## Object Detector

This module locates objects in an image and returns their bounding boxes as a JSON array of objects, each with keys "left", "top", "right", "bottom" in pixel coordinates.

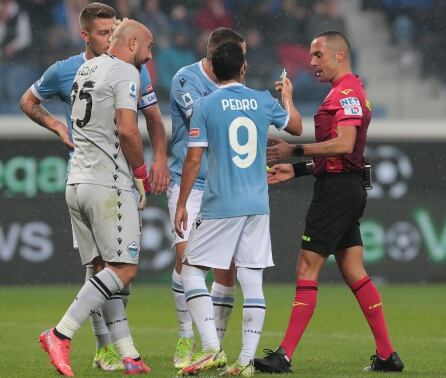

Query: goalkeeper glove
[{"left": 133, "top": 163, "right": 151, "bottom": 209}]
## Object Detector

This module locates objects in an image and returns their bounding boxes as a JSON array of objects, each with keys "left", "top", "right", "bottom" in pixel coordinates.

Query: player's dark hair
[
  {"left": 79, "top": 2, "right": 116, "bottom": 31},
  {"left": 315, "top": 30, "right": 351, "bottom": 57},
  {"left": 212, "top": 41, "right": 245, "bottom": 82},
  {"left": 207, "top": 27, "right": 244, "bottom": 59}
]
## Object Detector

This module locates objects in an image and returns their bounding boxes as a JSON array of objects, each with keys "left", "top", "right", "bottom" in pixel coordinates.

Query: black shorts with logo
[{"left": 301, "top": 172, "right": 367, "bottom": 255}]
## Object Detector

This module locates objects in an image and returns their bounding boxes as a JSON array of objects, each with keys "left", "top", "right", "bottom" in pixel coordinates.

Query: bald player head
[
  {"left": 109, "top": 19, "right": 154, "bottom": 71},
  {"left": 310, "top": 30, "right": 352, "bottom": 83}
]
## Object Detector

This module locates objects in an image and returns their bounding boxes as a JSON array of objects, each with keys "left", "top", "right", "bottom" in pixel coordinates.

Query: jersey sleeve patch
[
  {"left": 182, "top": 92, "right": 194, "bottom": 108},
  {"left": 129, "top": 82, "right": 137, "bottom": 100},
  {"left": 339, "top": 97, "right": 362, "bottom": 116}
]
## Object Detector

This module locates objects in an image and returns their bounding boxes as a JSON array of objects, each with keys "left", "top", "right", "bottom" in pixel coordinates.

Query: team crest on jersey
[
  {"left": 129, "top": 81, "right": 137, "bottom": 99},
  {"left": 340, "top": 97, "right": 362, "bottom": 116},
  {"left": 189, "top": 128, "right": 200, "bottom": 137},
  {"left": 182, "top": 93, "right": 193, "bottom": 107},
  {"left": 127, "top": 241, "right": 139, "bottom": 258}
]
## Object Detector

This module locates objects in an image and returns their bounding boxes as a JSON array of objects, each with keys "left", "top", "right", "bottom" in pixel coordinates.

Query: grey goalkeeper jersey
[{"left": 67, "top": 54, "right": 140, "bottom": 191}]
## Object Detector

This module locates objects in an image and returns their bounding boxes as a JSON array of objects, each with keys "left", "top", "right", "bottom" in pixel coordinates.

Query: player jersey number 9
[
  {"left": 229, "top": 116, "right": 257, "bottom": 169},
  {"left": 71, "top": 80, "right": 95, "bottom": 128}
]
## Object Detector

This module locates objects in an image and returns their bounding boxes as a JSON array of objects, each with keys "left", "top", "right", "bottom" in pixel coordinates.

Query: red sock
[
  {"left": 280, "top": 279, "right": 318, "bottom": 360},
  {"left": 351, "top": 276, "right": 394, "bottom": 359}
]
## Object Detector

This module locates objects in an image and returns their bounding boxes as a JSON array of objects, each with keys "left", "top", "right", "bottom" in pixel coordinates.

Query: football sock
[
  {"left": 172, "top": 269, "right": 194, "bottom": 339},
  {"left": 210, "top": 281, "right": 235, "bottom": 342},
  {"left": 237, "top": 268, "right": 265, "bottom": 366},
  {"left": 350, "top": 276, "right": 394, "bottom": 359},
  {"left": 85, "top": 265, "right": 112, "bottom": 348},
  {"left": 101, "top": 293, "right": 139, "bottom": 359},
  {"left": 181, "top": 265, "right": 220, "bottom": 351},
  {"left": 119, "top": 284, "right": 130, "bottom": 308},
  {"left": 280, "top": 279, "right": 318, "bottom": 360},
  {"left": 56, "top": 267, "right": 124, "bottom": 340}
]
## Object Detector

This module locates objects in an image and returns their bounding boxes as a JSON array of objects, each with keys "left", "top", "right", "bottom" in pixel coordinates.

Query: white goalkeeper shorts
[
  {"left": 167, "top": 183, "right": 203, "bottom": 246},
  {"left": 66, "top": 183, "right": 141, "bottom": 265},
  {"left": 183, "top": 214, "right": 274, "bottom": 269}
]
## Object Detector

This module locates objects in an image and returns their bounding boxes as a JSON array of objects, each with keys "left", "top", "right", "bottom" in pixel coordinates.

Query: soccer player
[
  {"left": 20, "top": 2, "right": 168, "bottom": 371},
  {"left": 174, "top": 40, "right": 302, "bottom": 376},
  {"left": 38, "top": 19, "right": 153, "bottom": 377},
  {"left": 254, "top": 31, "right": 404, "bottom": 373},
  {"left": 168, "top": 27, "right": 247, "bottom": 369}
]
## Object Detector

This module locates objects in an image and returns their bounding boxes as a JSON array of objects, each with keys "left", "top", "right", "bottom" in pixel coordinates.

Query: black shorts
[{"left": 301, "top": 172, "right": 367, "bottom": 255}]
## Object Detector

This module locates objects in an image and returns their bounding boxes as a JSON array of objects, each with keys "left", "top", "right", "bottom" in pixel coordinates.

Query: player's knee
[
  {"left": 296, "top": 259, "right": 317, "bottom": 280},
  {"left": 213, "top": 268, "right": 235, "bottom": 286}
]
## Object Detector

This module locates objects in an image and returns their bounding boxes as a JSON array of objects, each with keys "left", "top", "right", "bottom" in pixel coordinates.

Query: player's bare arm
[
  {"left": 116, "top": 108, "right": 145, "bottom": 168},
  {"left": 175, "top": 147, "right": 205, "bottom": 237},
  {"left": 267, "top": 126, "right": 357, "bottom": 163},
  {"left": 117, "top": 107, "right": 151, "bottom": 208},
  {"left": 20, "top": 89, "right": 74, "bottom": 149},
  {"left": 142, "top": 104, "right": 170, "bottom": 194},
  {"left": 275, "top": 77, "right": 302, "bottom": 136}
]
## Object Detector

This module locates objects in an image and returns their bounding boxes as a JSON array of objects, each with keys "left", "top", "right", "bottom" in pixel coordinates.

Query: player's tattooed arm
[{"left": 20, "top": 89, "right": 74, "bottom": 149}]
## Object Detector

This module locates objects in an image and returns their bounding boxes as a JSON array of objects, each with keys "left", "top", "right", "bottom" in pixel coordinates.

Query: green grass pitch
[{"left": 0, "top": 283, "right": 445, "bottom": 377}]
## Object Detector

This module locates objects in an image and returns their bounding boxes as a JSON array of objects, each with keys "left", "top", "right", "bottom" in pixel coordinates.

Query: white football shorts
[
  {"left": 66, "top": 183, "right": 141, "bottom": 265},
  {"left": 167, "top": 183, "right": 203, "bottom": 246},
  {"left": 184, "top": 214, "right": 274, "bottom": 269}
]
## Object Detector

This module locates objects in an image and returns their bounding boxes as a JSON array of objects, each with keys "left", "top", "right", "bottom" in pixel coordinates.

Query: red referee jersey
[{"left": 313, "top": 73, "right": 371, "bottom": 176}]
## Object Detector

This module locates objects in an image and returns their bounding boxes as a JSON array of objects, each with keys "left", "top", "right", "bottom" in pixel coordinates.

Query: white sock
[
  {"left": 85, "top": 265, "right": 112, "bottom": 348},
  {"left": 172, "top": 269, "right": 194, "bottom": 338},
  {"left": 181, "top": 265, "right": 220, "bottom": 351},
  {"left": 56, "top": 267, "right": 123, "bottom": 339},
  {"left": 210, "top": 282, "right": 235, "bottom": 342},
  {"left": 237, "top": 267, "right": 265, "bottom": 366},
  {"left": 101, "top": 294, "right": 139, "bottom": 359}
]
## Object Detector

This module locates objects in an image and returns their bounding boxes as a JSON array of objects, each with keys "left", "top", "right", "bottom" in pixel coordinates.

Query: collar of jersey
[
  {"left": 199, "top": 59, "right": 219, "bottom": 87},
  {"left": 81, "top": 52, "right": 87, "bottom": 62},
  {"left": 219, "top": 82, "right": 243, "bottom": 89}
]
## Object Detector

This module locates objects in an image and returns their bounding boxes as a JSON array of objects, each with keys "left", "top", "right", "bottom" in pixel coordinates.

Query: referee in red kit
[{"left": 254, "top": 31, "right": 404, "bottom": 374}]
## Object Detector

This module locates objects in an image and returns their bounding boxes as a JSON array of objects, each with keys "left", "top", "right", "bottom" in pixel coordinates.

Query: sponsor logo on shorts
[
  {"left": 302, "top": 234, "right": 311, "bottom": 242},
  {"left": 340, "top": 96, "right": 362, "bottom": 116},
  {"left": 127, "top": 241, "right": 139, "bottom": 258},
  {"left": 195, "top": 218, "right": 202, "bottom": 229},
  {"left": 189, "top": 128, "right": 200, "bottom": 138}
]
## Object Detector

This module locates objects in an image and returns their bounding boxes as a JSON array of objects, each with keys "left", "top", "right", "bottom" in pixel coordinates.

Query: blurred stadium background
[
  {"left": 1, "top": 0, "right": 445, "bottom": 284},
  {"left": 1, "top": 0, "right": 445, "bottom": 376}
]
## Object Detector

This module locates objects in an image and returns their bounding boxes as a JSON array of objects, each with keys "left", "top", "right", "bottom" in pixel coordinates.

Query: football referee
[{"left": 254, "top": 31, "right": 404, "bottom": 374}]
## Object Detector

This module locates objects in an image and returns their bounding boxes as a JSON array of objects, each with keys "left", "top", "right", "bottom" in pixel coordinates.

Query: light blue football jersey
[
  {"left": 31, "top": 52, "right": 156, "bottom": 159},
  {"left": 189, "top": 83, "right": 289, "bottom": 219},
  {"left": 170, "top": 60, "right": 219, "bottom": 190}
]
